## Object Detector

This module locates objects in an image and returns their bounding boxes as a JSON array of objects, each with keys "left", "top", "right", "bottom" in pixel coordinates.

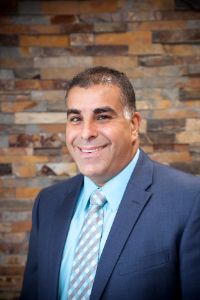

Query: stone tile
[
  {"left": 34, "top": 56, "right": 93, "bottom": 68},
  {"left": 20, "top": 35, "right": 69, "bottom": 47},
  {"left": 186, "top": 119, "right": 200, "bottom": 131},
  {"left": 138, "top": 55, "right": 174, "bottom": 67},
  {"left": 128, "top": 20, "right": 187, "bottom": 31},
  {"left": 15, "top": 187, "right": 41, "bottom": 200},
  {"left": 164, "top": 45, "right": 200, "bottom": 56},
  {"left": 0, "top": 113, "right": 14, "bottom": 124},
  {"left": 0, "top": 80, "right": 15, "bottom": 91},
  {"left": 129, "top": 43, "right": 164, "bottom": 55},
  {"left": 0, "top": 136, "right": 8, "bottom": 148},
  {"left": 176, "top": 131, "right": 200, "bottom": 143},
  {"left": 13, "top": 163, "right": 36, "bottom": 178},
  {"left": 36, "top": 162, "right": 77, "bottom": 177},
  {"left": 0, "top": 155, "right": 48, "bottom": 164},
  {"left": 41, "top": 67, "right": 85, "bottom": 80},
  {"left": 14, "top": 68, "right": 40, "bottom": 79},
  {"left": 0, "top": 58, "right": 34, "bottom": 69},
  {"left": 15, "top": 112, "right": 67, "bottom": 124},
  {"left": 31, "top": 90, "right": 66, "bottom": 101},
  {"left": 149, "top": 151, "right": 192, "bottom": 164},
  {"left": 41, "top": 1, "right": 79, "bottom": 15},
  {"left": 50, "top": 15, "right": 77, "bottom": 24},
  {"left": 70, "top": 33, "right": 94, "bottom": 46},
  {"left": 94, "top": 22, "right": 127, "bottom": 33},
  {"left": 79, "top": 1, "right": 119, "bottom": 14},
  {"left": 1, "top": 100, "right": 46, "bottom": 113},
  {"left": 18, "top": 1, "right": 41, "bottom": 15},
  {"left": 0, "top": 70, "right": 14, "bottom": 79},
  {"left": 96, "top": 31, "right": 151, "bottom": 45},
  {"left": 10, "top": 15, "right": 50, "bottom": 25},
  {"left": 147, "top": 119, "right": 185, "bottom": 132},
  {"left": 0, "top": 125, "right": 26, "bottom": 136},
  {"left": 153, "top": 29, "right": 200, "bottom": 44},
  {"left": 0, "top": 35, "right": 19, "bottom": 46},
  {"left": 0, "top": 164, "right": 12, "bottom": 176}
]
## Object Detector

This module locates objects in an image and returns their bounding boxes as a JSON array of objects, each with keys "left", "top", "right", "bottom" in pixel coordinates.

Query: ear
[{"left": 130, "top": 112, "right": 141, "bottom": 140}]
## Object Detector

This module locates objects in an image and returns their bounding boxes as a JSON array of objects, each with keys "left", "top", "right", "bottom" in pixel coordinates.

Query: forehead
[{"left": 66, "top": 84, "right": 124, "bottom": 110}]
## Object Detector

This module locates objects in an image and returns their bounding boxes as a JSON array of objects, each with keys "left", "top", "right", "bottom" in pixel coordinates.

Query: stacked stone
[{"left": 0, "top": 0, "right": 200, "bottom": 298}]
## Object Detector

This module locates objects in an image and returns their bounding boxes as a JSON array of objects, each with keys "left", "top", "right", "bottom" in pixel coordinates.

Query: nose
[{"left": 81, "top": 119, "right": 98, "bottom": 140}]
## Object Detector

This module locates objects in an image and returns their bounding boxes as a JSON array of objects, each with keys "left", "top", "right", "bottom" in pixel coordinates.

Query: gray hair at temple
[{"left": 65, "top": 66, "right": 136, "bottom": 119}]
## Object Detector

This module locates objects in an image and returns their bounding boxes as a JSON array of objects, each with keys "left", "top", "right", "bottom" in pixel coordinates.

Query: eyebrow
[
  {"left": 67, "top": 106, "right": 117, "bottom": 116},
  {"left": 94, "top": 107, "right": 117, "bottom": 115},
  {"left": 66, "top": 109, "right": 80, "bottom": 116}
]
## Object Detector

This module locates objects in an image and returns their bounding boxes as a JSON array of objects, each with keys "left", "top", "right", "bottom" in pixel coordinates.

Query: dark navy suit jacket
[{"left": 20, "top": 150, "right": 200, "bottom": 300}]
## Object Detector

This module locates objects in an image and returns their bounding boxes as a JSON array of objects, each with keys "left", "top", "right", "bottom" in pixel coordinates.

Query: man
[{"left": 20, "top": 66, "right": 200, "bottom": 300}]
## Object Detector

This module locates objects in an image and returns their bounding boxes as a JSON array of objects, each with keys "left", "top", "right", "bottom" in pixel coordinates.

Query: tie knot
[{"left": 90, "top": 190, "right": 106, "bottom": 208}]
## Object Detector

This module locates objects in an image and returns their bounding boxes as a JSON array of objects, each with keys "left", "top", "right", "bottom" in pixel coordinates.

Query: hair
[{"left": 65, "top": 66, "right": 136, "bottom": 115}]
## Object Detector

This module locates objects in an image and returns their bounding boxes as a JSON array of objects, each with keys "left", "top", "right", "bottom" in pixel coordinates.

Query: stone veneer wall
[{"left": 0, "top": 0, "right": 200, "bottom": 299}]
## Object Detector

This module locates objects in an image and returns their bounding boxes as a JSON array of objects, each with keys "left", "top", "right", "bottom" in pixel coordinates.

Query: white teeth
[{"left": 81, "top": 148, "right": 100, "bottom": 153}]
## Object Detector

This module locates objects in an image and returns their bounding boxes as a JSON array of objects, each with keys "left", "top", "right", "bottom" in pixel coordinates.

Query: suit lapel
[
  {"left": 47, "top": 176, "right": 83, "bottom": 300},
  {"left": 91, "top": 150, "right": 154, "bottom": 300}
]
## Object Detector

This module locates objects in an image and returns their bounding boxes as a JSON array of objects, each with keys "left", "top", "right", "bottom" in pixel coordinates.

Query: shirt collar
[{"left": 83, "top": 149, "right": 140, "bottom": 212}]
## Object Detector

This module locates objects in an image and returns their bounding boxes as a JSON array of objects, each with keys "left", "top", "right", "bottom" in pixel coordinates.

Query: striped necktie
[{"left": 68, "top": 190, "right": 106, "bottom": 300}]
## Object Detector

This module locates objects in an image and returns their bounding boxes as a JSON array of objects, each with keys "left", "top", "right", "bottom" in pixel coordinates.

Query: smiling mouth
[{"left": 78, "top": 146, "right": 106, "bottom": 153}]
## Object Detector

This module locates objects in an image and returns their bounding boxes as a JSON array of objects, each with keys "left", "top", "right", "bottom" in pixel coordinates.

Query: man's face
[{"left": 66, "top": 84, "right": 141, "bottom": 186}]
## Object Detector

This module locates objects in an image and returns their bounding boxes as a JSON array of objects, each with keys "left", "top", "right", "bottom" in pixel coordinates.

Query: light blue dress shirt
[{"left": 59, "top": 149, "right": 140, "bottom": 300}]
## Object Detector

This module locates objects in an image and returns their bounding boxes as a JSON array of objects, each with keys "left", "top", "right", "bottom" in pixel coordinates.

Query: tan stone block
[
  {"left": 41, "top": 1, "right": 79, "bottom": 15},
  {"left": 70, "top": 33, "right": 94, "bottom": 46},
  {"left": 93, "top": 56, "right": 137, "bottom": 69},
  {"left": 129, "top": 20, "right": 187, "bottom": 31},
  {"left": 80, "top": 0, "right": 118, "bottom": 13},
  {"left": 186, "top": 119, "right": 200, "bottom": 131},
  {"left": 37, "top": 162, "right": 77, "bottom": 177},
  {"left": 140, "top": 119, "right": 147, "bottom": 134},
  {"left": 39, "top": 124, "right": 66, "bottom": 134},
  {"left": 164, "top": 45, "right": 200, "bottom": 56},
  {"left": 20, "top": 35, "right": 69, "bottom": 47},
  {"left": 140, "top": 145, "right": 154, "bottom": 153},
  {"left": 0, "top": 148, "right": 33, "bottom": 156},
  {"left": 16, "top": 187, "right": 41, "bottom": 200},
  {"left": 96, "top": 31, "right": 151, "bottom": 45},
  {"left": 0, "top": 155, "right": 48, "bottom": 164},
  {"left": 3, "top": 254, "right": 27, "bottom": 265},
  {"left": 12, "top": 221, "right": 31, "bottom": 233},
  {"left": 127, "top": 65, "right": 180, "bottom": 78},
  {"left": 15, "top": 112, "right": 67, "bottom": 124},
  {"left": 41, "top": 67, "right": 85, "bottom": 80},
  {"left": 176, "top": 131, "right": 200, "bottom": 143},
  {"left": 34, "top": 56, "right": 92, "bottom": 68},
  {"left": 129, "top": 43, "right": 164, "bottom": 55},
  {"left": 1, "top": 100, "right": 38, "bottom": 112},
  {"left": 149, "top": 151, "right": 192, "bottom": 164},
  {"left": 0, "top": 58, "right": 33, "bottom": 69},
  {"left": 15, "top": 79, "right": 55, "bottom": 90},
  {"left": 181, "top": 77, "right": 200, "bottom": 89},
  {"left": 137, "top": 100, "right": 172, "bottom": 110},
  {"left": 31, "top": 90, "right": 66, "bottom": 101},
  {"left": 13, "top": 163, "right": 36, "bottom": 178},
  {"left": 0, "top": 223, "right": 11, "bottom": 233},
  {"left": 0, "top": 232, "right": 26, "bottom": 243},
  {"left": 0, "top": 188, "right": 15, "bottom": 199},
  {"left": 0, "top": 24, "right": 61, "bottom": 35},
  {"left": 149, "top": 109, "right": 198, "bottom": 120}
]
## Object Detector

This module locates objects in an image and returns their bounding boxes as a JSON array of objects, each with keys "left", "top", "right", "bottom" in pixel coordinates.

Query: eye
[
  {"left": 96, "top": 114, "right": 112, "bottom": 121},
  {"left": 68, "top": 116, "right": 82, "bottom": 123}
]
